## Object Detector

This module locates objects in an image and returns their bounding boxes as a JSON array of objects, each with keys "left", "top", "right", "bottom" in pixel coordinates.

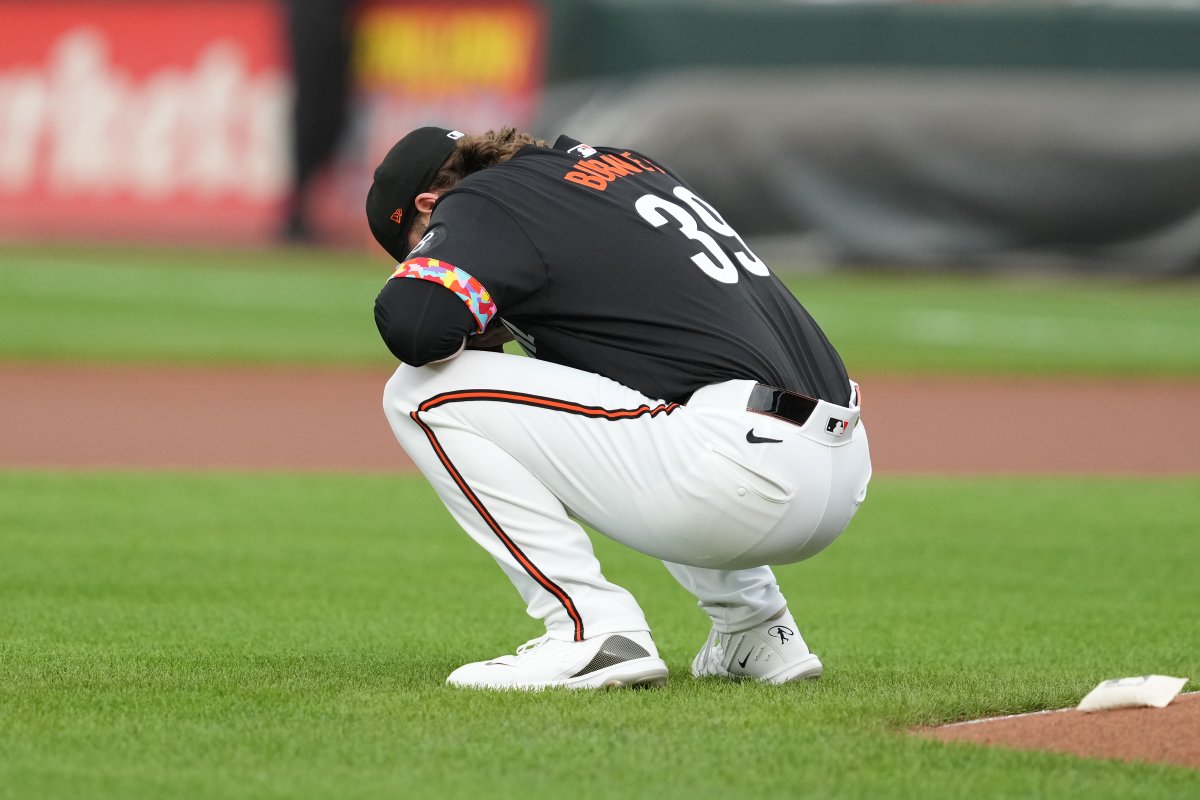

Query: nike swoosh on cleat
[
  {"left": 737, "top": 653, "right": 751, "bottom": 669},
  {"left": 746, "top": 429, "right": 783, "bottom": 444}
]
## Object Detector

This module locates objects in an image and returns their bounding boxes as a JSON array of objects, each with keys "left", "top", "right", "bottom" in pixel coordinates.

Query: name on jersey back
[{"left": 564, "top": 151, "right": 666, "bottom": 191}]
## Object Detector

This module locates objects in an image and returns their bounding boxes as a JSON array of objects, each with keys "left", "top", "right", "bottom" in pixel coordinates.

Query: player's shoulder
[
  {"left": 438, "top": 140, "right": 572, "bottom": 207},
  {"left": 443, "top": 156, "right": 537, "bottom": 204},
  {"left": 456, "top": 137, "right": 576, "bottom": 187}
]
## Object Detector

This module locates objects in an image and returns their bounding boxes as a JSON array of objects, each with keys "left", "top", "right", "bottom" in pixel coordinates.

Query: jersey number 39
[{"left": 635, "top": 186, "right": 768, "bottom": 284}]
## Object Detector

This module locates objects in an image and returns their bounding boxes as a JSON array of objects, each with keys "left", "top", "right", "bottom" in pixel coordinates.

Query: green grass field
[
  {"left": 2, "top": 244, "right": 1198, "bottom": 375},
  {"left": 1, "top": 473, "right": 1197, "bottom": 799},
  {"left": 2, "top": 244, "right": 1198, "bottom": 797}
]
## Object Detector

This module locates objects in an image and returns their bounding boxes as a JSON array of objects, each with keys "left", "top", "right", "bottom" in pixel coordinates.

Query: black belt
[{"left": 747, "top": 384, "right": 819, "bottom": 428}]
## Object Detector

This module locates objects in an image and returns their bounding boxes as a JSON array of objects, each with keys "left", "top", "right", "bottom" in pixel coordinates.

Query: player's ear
[{"left": 414, "top": 192, "right": 439, "bottom": 214}]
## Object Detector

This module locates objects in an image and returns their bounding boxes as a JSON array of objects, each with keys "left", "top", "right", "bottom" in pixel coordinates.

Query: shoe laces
[
  {"left": 514, "top": 634, "right": 552, "bottom": 656},
  {"left": 701, "top": 630, "right": 730, "bottom": 668}
]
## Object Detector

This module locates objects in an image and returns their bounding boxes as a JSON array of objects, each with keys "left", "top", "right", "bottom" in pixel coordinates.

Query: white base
[{"left": 1076, "top": 675, "right": 1189, "bottom": 712}]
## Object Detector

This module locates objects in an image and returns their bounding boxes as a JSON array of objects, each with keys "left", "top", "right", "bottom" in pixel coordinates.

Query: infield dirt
[
  {"left": 3, "top": 363, "right": 1198, "bottom": 474},
  {"left": 918, "top": 693, "right": 1200, "bottom": 770}
]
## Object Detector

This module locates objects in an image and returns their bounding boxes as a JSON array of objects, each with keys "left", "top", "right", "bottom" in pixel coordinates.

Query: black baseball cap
[{"left": 365, "top": 126, "right": 464, "bottom": 261}]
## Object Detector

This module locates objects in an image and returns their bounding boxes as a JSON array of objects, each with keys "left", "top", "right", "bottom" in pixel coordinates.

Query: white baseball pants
[{"left": 383, "top": 351, "right": 871, "bottom": 642}]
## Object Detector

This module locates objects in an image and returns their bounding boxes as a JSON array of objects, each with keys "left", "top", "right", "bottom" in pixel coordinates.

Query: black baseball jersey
[{"left": 374, "top": 135, "right": 849, "bottom": 406}]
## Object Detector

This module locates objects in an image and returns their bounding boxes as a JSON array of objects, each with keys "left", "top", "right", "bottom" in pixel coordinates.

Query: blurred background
[{"left": 3, "top": 0, "right": 1200, "bottom": 274}]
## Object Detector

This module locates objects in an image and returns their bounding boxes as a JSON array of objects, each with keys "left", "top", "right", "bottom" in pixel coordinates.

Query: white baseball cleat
[
  {"left": 446, "top": 631, "right": 669, "bottom": 690},
  {"left": 691, "top": 609, "right": 823, "bottom": 684}
]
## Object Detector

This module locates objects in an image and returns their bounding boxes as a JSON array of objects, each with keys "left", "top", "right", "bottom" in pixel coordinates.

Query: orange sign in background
[{"left": 0, "top": 0, "right": 290, "bottom": 243}]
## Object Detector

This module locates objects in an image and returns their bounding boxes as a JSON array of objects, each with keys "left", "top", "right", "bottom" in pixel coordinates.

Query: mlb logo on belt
[{"left": 825, "top": 417, "right": 848, "bottom": 437}]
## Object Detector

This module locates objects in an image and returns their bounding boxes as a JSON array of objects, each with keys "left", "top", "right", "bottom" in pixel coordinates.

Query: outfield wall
[{"left": 542, "top": 1, "right": 1200, "bottom": 79}]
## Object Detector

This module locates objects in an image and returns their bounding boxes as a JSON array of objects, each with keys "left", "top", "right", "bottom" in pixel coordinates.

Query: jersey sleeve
[{"left": 372, "top": 189, "right": 545, "bottom": 366}]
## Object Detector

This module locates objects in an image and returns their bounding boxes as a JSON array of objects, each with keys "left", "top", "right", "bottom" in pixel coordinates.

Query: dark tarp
[{"left": 541, "top": 71, "right": 1200, "bottom": 273}]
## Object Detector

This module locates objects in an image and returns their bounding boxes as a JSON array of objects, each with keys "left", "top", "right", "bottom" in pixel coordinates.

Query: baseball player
[{"left": 367, "top": 127, "right": 871, "bottom": 690}]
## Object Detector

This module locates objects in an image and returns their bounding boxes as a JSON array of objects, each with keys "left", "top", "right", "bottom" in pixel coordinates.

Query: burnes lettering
[{"left": 563, "top": 151, "right": 665, "bottom": 191}]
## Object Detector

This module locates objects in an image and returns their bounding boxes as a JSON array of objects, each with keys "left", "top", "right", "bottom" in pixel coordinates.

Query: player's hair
[{"left": 428, "top": 128, "right": 547, "bottom": 192}]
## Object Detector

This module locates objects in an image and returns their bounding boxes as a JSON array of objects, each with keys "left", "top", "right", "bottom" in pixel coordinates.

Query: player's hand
[{"left": 468, "top": 323, "right": 514, "bottom": 350}]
